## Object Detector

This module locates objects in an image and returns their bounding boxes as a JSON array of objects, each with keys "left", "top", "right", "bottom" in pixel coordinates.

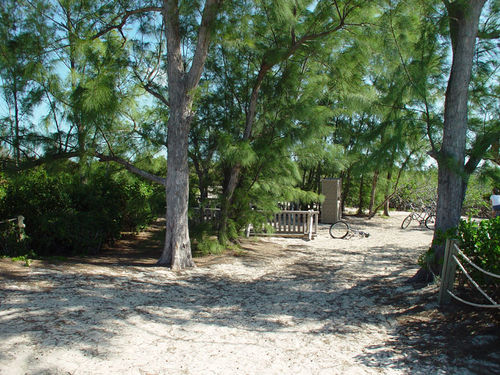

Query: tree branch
[
  {"left": 464, "top": 128, "right": 500, "bottom": 174},
  {"left": 144, "top": 82, "right": 170, "bottom": 106},
  {"left": 186, "top": 0, "right": 224, "bottom": 91},
  {"left": 95, "top": 152, "right": 166, "bottom": 186},
  {"left": 477, "top": 30, "right": 500, "bottom": 39},
  {"left": 91, "top": 7, "right": 163, "bottom": 40},
  {"left": 4, "top": 151, "right": 79, "bottom": 171}
]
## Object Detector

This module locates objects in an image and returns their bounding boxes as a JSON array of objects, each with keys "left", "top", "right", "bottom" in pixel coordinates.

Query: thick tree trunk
[
  {"left": 157, "top": 0, "right": 222, "bottom": 269},
  {"left": 418, "top": 0, "right": 486, "bottom": 279},
  {"left": 157, "top": 94, "right": 194, "bottom": 269}
]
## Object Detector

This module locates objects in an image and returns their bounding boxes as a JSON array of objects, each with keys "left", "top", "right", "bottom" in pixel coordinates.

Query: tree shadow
[
  {"left": 352, "top": 271, "right": 500, "bottom": 375},
  {"left": 1, "top": 230, "right": 497, "bottom": 373}
]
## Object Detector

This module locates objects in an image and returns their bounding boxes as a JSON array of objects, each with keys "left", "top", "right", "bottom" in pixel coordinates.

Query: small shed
[{"left": 321, "top": 178, "right": 342, "bottom": 223}]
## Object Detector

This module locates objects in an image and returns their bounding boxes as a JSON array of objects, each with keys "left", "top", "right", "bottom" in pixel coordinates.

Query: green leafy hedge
[
  {"left": 0, "top": 167, "right": 165, "bottom": 257},
  {"left": 456, "top": 216, "right": 500, "bottom": 281},
  {"left": 453, "top": 217, "right": 499, "bottom": 303}
]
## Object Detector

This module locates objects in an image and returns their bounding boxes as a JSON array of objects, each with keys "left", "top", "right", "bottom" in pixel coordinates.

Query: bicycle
[
  {"left": 401, "top": 204, "right": 436, "bottom": 230},
  {"left": 329, "top": 220, "right": 370, "bottom": 239}
]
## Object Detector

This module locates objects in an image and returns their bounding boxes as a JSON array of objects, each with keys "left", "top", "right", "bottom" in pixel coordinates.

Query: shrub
[
  {"left": 462, "top": 176, "right": 492, "bottom": 218},
  {"left": 192, "top": 236, "right": 225, "bottom": 257},
  {"left": 456, "top": 216, "right": 500, "bottom": 278},
  {"left": 450, "top": 216, "right": 500, "bottom": 303},
  {"left": 0, "top": 166, "right": 164, "bottom": 257}
]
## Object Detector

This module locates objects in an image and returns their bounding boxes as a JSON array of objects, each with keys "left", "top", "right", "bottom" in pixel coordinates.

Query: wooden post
[
  {"left": 308, "top": 210, "right": 313, "bottom": 240},
  {"left": 439, "top": 239, "right": 458, "bottom": 305},
  {"left": 17, "top": 215, "right": 25, "bottom": 241}
]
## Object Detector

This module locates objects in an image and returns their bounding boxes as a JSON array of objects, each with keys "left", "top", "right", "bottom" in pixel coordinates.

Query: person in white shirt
[{"left": 490, "top": 188, "right": 500, "bottom": 218}]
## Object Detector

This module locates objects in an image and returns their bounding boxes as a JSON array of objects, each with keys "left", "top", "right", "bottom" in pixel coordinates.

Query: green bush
[
  {"left": 390, "top": 170, "right": 493, "bottom": 218},
  {"left": 0, "top": 166, "right": 164, "bottom": 257},
  {"left": 456, "top": 216, "right": 500, "bottom": 279},
  {"left": 462, "top": 176, "right": 492, "bottom": 218},
  {"left": 454, "top": 217, "right": 499, "bottom": 302}
]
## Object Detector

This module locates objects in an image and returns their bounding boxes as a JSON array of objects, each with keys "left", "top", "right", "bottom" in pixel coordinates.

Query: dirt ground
[{"left": 0, "top": 211, "right": 499, "bottom": 375}]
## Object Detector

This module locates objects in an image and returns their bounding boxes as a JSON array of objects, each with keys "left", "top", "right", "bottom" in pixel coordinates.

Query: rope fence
[{"left": 439, "top": 239, "right": 499, "bottom": 309}]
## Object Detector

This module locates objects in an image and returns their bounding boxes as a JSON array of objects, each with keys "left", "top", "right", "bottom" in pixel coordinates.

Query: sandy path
[{"left": 0, "top": 212, "right": 498, "bottom": 374}]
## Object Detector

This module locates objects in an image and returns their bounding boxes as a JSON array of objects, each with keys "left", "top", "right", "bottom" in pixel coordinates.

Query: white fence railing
[
  {"left": 439, "top": 239, "right": 500, "bottom": 308},
  {"left": 249, "top": 210, "right": 319, "bottom": 240},
  {"left": 193, "top": 208, "right": 319, "bottom": 240}
]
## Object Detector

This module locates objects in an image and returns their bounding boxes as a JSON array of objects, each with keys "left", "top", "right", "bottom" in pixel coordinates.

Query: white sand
[{"left": 0, "top": 212, "right": 493, "bottom": 374}]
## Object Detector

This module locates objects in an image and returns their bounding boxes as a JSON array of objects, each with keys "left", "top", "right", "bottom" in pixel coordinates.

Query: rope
[
  {"left": 447, "top": 290, "right": 500, "bottom": 309},
  {"left": 453, "top": 243, "right": 500, "bottom": 279},
  {"left": 451, "top": 254, "right": 497, "bottom": 305}
]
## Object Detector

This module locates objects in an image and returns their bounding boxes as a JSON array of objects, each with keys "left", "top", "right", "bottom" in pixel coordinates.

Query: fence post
[
  {"left": 439, "top": 239, "right": 458, "bottom": 306},
  {"left": 17, "top": 215, "right": 26, "bottom": 241},
  {"left": 308, "top": 210, "right": 313, "bottom": 240}
]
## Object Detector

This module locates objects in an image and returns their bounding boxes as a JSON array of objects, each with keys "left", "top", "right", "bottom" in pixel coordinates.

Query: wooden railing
[
  {"left": 193, "top": 207, "right": 320, "bottom": 239},
  {"left": 0, "top": 215, "right": 26, "bottom": 246},
  {"left": 247, "top": 210, "right": 319, "bottom": 239}
]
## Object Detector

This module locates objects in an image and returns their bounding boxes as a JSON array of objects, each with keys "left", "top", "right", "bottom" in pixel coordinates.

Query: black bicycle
[{"left": 329, "top": 220, "right": 370, "bottom": 239}]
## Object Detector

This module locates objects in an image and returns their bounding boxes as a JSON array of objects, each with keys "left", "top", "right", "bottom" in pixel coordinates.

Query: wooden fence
[
  {"left": 439, "top": 239, "right": 500, "bottom": 308},
  {"left": 254, "top": 210, "right": 319, "bottom": 240},
  {"left": 0, "top": 215, "right": 25, "bottom": 233},
  {"left": 194, "top": 207, "right": 319, "bottom": 240},
  {"left": 0, "top": 215, "right": 26, "bottom": 249}
]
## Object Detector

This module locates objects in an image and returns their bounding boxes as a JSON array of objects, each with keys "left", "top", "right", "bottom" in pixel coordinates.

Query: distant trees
[{"left": 0, "top": 2, "right": 47, "bottom": 165}]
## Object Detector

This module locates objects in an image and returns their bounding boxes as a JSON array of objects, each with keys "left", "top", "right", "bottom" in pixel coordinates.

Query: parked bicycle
[
  {"left": 401, "top": 203, "right": 436, "bottom": 230},
  {"left": 329, "top": 220, "right": 370, "bottom": 239}
]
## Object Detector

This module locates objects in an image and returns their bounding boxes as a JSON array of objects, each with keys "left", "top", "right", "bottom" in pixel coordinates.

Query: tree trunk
[
  {"left": 218, "top": 61, "right": 269, "bottom": 242},
  {"left": 383, "top": 171, "right": 392, "bottom": 216},
  {"left": 157, "top": 0, "right": 222, "bottom": 269},
  {"left": 157, "top": 92, "right": 194, "bottom": 269},
  {"left": 316, "top": 163, "right": 322, "bottom": 194},
  {"left": 357, "top": 174, "right": 365, "bottom": 216},
  {"left": 419, "top": 0, "right": 486, "bottom": 279},
  {"left": 341, "top": 168, "right": 352, "bottom": 213},
  {"left": 218, "top": 15, "right": 349, "bottom": 240},
  {"left": 368, "top": 170, "right": 379, "bottom": 216},
  {"left": 12, "top": 87, "right": 20, "bottom": 166},
  {"left": 218, "top": 164, "right": 241, "bottom": 243}
]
